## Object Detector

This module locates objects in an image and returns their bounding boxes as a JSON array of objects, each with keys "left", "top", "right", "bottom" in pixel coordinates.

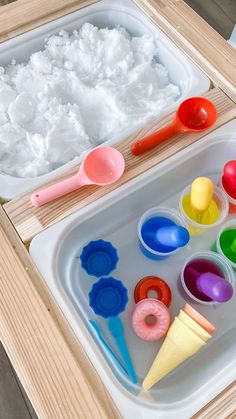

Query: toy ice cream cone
[
  {"left": 143, "top": 317, "right": 206, "bottom": 390},
  {"left": 178, "top": 310, "right": 211, "bottom": 342}
]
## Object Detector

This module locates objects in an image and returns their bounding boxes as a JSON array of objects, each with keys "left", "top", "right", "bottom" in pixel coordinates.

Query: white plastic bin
[
  {"left": 30, "top": 120, "right": 236, "bottom": 419},
  {"left": 0, "top": 0, "right": 210, "bottom": 200}
]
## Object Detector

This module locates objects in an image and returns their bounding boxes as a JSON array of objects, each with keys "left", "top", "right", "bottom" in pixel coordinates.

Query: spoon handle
[
  {"left": 131, "top": 121, "right": 180, "bottom": 156},
  {"left": 108, "top": 317, "right": 137, "bottom": 384},
  {"left": 114, "top": 333, "right": 137, "bottom": 384},
  {"left": 89, "top": 321, "right": 128, "bottom": 377},
  {"left": 31, "top": 174, "right": 85, "bottom": 207}
]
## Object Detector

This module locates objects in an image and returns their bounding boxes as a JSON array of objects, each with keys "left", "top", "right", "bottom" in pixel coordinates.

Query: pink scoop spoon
[{"left": 31, "top": 147, "right": 125, "bottom": 207}]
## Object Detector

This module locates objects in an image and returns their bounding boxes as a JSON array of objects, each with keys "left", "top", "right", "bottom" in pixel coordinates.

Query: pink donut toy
[{"left": 131, "top": 298, "right": 170, "bottom": 341}]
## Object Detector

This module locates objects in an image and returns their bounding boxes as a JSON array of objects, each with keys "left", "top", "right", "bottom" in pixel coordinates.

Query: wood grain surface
[
  {"left": 0, "top": 1, "right": 236, "bottom": 418},
  {"left": 0, "top": 205, "right": 120, "bottom": 419},
  {"left": 185, "top": 0, "right": 236, "bottom": 39},
  {"left": 133, "top": 0, "right": 236, "bottom": 102},
  {"left": 193, "top": 380, "right": 236, "bottom": 419},
  {"left": 0, "top": 0, "right": 99, "bottom": 42},
  {"left": 4, "top": 87, "right": 236, "bottom": 243}
]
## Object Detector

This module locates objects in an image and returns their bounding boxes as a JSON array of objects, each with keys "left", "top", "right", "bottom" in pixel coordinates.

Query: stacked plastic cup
[
  {"left": 219, "top": 161, "right": 236, "bottom": 214},
  {"left": 180, "top": 251, "right": 234, "bottom": 305},
  {"left": 138, "top": 207, "right": 190, "bottom": 260},
  {"left": 214, "top": 220, "right": 236, "bottom": 272},
  {"left": 179, "top": 178, "right": 228, "bottom": 236}
]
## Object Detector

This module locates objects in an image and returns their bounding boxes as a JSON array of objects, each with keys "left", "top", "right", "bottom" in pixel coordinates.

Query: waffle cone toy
[{"left": 143, "top": 316, "right": 206, "bottom": 390}]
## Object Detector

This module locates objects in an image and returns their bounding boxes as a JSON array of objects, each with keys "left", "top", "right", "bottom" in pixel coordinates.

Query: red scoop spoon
[{"left": 131, "top": 97, "right": 217, "bottom": 156}]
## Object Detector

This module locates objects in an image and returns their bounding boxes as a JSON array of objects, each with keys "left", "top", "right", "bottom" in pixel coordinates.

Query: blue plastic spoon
[
  {"left": 108, "top": 317, "right": 137, "bottom": 384},
  {"left": 89, "top": 320, "right": 128, "bottom": 377},
  {"left": 89, "top": 277, "right": 137, "bottom": 384}
]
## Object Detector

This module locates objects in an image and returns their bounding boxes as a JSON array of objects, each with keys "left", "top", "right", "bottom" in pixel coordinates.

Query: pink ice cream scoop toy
[{"left": 31, "top": 146, "right": 125, "bottom": 207}]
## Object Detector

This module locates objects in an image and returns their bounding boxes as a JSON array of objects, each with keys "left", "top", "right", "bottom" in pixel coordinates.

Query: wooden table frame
[{"left": 0, "top": 1, "right": 235, "bottom": 418}]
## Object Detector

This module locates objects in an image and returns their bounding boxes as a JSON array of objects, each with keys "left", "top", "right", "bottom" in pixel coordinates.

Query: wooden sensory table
[{"left": 0, "top": 0, "right": 236, "bottom": 418}]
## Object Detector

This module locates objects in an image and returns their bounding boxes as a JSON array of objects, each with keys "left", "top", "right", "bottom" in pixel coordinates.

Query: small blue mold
[
  {"left": 89, "top": 277, "right": 128, "bottom": 318},
  {"left": 80, "top": 240, "right": 119, "bottom": 277}
]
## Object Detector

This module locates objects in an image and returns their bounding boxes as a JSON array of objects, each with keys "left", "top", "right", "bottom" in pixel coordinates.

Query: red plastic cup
[{"left": 220, "top": 161, "right": 236, "bottom": 213}]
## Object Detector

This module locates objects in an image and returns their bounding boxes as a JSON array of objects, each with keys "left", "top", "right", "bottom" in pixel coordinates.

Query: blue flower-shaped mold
[
  {"left": 89, "top": 277, "right": 128, "bottom": 318},
  {"left": 80, "top": 240, "right": 119, "bottom": 277}
]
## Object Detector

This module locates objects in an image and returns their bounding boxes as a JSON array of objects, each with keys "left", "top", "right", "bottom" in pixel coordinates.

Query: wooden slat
[
  {"left": 132, "top": 0, "right": 236, "bottom": 102},
  {"left": 4, "top": 87, "right": 236, "bottom": 243},
  {"left": 0, "top": 1, "right": 235, "bottom": 418},
  {"left": 185, "top": 0, "right": 235, "bottom": 40},
  {"left": 193, "top": 380, "right": 236, "bottom": 419},
  {"left": 0, "top": 205, "right": 120, "bottom": 419},
  {"left": 0, "top": 0, "right": 99, "bottom": 42}
]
